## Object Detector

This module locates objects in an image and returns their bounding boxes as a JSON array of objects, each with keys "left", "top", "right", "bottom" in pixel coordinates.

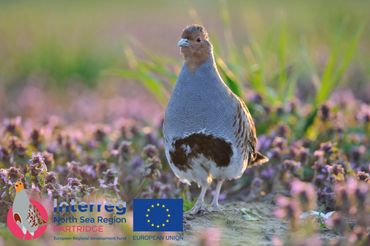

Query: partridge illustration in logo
[{"left": 11, "top": 181, "right": 47, "bottom": 239}]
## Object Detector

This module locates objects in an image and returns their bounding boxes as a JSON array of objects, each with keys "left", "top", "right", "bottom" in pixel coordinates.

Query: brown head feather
[{"left": 179, "top": 24, "right": 213, "bottom": 71}]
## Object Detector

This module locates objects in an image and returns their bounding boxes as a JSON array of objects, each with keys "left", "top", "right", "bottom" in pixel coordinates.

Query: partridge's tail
[{"left": 250, "top": 151, "right": 269, "bottom": 166}]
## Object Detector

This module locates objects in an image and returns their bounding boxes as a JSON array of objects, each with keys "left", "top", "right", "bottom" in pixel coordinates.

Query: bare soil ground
[
  {"left": 179, "top": 197, "right": 287, "bottom": 246},
  {"left": 177, "top": 194, "right": 341, "bottom": 246}
]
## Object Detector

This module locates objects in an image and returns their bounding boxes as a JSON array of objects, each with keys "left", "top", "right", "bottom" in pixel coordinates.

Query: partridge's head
[
  {"left": 15, "top": 180, "right": 24, "bottom": 193},
  {"left": 178, "top": 25, "right": 212, "bottom": 70}
]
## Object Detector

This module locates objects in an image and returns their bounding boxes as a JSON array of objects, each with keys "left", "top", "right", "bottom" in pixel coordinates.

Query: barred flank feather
[
  {"left": 27, "top": 204, "right": 46, "bottom": 227},
  {"left": 233, "top": 99, "right": 268, "bottom": 166}
]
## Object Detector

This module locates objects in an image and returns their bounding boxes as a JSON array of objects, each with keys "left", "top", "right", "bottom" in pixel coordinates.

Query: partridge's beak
[{"left": 177, "top": 38, "right": 189, "bottom": 47}]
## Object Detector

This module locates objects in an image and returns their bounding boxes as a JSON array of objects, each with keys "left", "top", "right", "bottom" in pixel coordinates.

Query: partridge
[
  {"left": 12, "top": 181, "right": 46, "bottom": 238},
  {"left": 163, "top": 25, "right": 268, "bottom": 214}
]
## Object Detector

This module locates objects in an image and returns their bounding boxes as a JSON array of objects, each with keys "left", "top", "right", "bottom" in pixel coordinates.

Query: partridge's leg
[
  {"left": 210, "top": 179, "right": 224, "bottom": 211},
  {"left": 187, "top": 184, "right": 208, "bottom": 215}
]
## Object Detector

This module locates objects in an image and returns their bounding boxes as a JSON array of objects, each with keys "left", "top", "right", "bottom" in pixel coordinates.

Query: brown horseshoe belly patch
[{"left": 169, "top": 133, "right": 233, "bottom": 171}]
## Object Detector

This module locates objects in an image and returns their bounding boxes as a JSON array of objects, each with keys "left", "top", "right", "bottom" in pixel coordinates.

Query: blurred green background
[{"left": 0, "top": 0, "right": 369, "bottom": 121}]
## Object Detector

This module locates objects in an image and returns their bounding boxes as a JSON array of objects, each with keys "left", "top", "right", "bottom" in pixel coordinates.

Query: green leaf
[
  {"left": 296, "top": 107, "right": 318, "bottom": 138},
  {"left": 240, "top": 208, "right": 263, "bottom": 221}
]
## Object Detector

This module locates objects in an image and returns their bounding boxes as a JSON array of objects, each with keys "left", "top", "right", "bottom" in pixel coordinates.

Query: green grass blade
[
  {"left": 111, "top": 69, "right": 169, "bottom": 106},
  {"left": 216, "top": 57, "right": 244, "bottom": 98},
  {"left": 315, "top": 23, "right": 364, "bottom": 105}
]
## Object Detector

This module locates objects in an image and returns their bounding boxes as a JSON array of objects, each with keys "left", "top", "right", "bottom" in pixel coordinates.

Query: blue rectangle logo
[{"left": 133, "top": 199, "right": 183, "bottom": 232}]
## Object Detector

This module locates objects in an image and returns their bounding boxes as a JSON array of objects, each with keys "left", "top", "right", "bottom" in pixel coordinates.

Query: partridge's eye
[{"left": 196, "top": 38, "right": 201, "bottom": 42}]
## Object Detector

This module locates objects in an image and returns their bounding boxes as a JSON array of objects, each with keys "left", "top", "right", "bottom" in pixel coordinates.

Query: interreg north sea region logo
[
  {"left": 7, "top": 181, "right": 48, "bottom": 240},
  {"left": 52, "top": 198, "right": 127, "bottom": 233},
  {"left": 133, "top": 199, "right": 183, "bottom": 232}
]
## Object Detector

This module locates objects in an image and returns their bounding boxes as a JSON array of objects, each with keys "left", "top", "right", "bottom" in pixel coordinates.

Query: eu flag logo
[{"left": 133, "top": 199, "right": 183, "bottom": 232}]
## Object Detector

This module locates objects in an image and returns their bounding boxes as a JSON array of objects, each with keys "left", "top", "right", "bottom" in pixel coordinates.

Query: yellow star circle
[{"left": 146, "top": 203, "right": 171, "bottom": 228}]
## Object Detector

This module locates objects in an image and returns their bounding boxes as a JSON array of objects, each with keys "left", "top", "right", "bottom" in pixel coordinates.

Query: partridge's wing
[
  {"left": 233, "top": 98, "right": 268, "bottom": 166},
  {"left": 27, "top": 203, "right": 46, "bottom": 227},
  {"left": 13, "top": 213, "right": 22, "bottom": 223}
]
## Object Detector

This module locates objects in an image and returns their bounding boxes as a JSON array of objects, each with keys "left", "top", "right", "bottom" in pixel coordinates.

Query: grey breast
[
  {"left": 163, "top": 58, "right": 237, "bottom": 142},
  {"left": 13, "top": 190, "right": 30, "bottom": 223}
]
